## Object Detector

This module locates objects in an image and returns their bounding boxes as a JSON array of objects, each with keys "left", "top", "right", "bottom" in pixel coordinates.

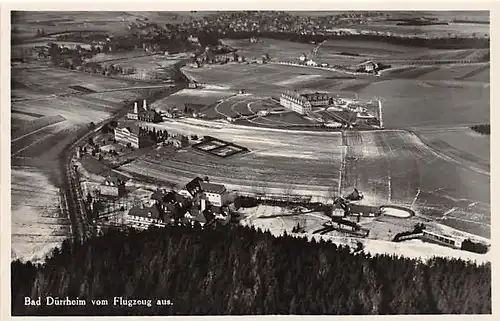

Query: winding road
[{"left": 58, "top": 82, "right": 188, "bottom": 244}]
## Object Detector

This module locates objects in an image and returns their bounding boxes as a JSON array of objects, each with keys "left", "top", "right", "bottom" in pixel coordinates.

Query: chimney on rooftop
[
  {"left": 143, "top": 99, "right": 147, "bottom": 110},
  {"left": 134, "top": 102, "right": 138, "bottom": 114}
]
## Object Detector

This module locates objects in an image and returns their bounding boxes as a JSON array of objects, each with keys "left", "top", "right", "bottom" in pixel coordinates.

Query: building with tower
[{"left": 126, "top": 99, "right": 162, "bottom": 123}]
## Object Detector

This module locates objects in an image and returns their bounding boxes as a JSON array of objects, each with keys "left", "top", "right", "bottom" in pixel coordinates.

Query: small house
[{"left": 100, "top": 175, "right": 126, "bottom": 197}]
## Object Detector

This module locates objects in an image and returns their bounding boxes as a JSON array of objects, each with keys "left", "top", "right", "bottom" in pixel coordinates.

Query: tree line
[
  {"left": 12, "top": 224, "right": 490, "bottom": 316},
  {"left": 217, "top": 31, "right": 490, "bottom": 50},
  {"left": 470, "top": 124, "right": 490, "bottom": 135}
]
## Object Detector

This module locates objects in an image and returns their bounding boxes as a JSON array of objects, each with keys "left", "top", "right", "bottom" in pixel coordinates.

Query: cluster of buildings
[
  {"left": 112, "top": 99, "right": 163, "bottom": 149},
  {"left": 189, "top": 47, "right": 269, "bottom": 67},
  {"left": 125, "top": 177, "right": 233, "bottom": 229},
  {"left": 126, "top": 99, "right": 162, "bottom": 123},
  {"left": 178, "top": 11, "right": 384, "bottom": 36},
  {"left": 296, "top": 52, "right": 380, "bottom": 74},
  {"left": 279, "top": 89, "right": 381, "bottom": 128}
]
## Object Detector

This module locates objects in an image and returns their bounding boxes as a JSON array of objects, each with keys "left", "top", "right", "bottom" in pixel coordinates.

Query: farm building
[
  {"left": 215, "top": 51, "right": 238, "bottom": 63},
  {"left": 197, "top": 50, "right": 238, "bottom": 64},
  {"left": 100, "top": 175, "right": 126, "bottom": 197},
  {"left": 306, "top": 59, "right": 318, "bottom": 67},
  {"left": 114, "top": 124, "right": 154, "bottom": 149},
  {"left": 357, "top": 60, "right": 378, "bottom": 72},
  {"left": 127, "top": 99, "right": 162, "bottom": 123},
  {"left": 280, "top": 90, "right": 330, "bottom": 114}
]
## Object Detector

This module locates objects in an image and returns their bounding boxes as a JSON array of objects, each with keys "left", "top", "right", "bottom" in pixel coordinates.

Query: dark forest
[{"left": 12, "top": 225, "right": 491, "bottom": 316}]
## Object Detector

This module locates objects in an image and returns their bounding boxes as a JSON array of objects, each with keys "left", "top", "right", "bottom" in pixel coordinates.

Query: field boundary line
[
  {"left": 410, "top": 188, "right": 421, "bottom": 209},
  {"left": 11, "top": 120, "right": 66, "bottom": 143}
]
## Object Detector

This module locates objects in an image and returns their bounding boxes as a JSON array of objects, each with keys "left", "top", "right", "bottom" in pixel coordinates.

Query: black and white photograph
[{"left": 6, "top": 5, "right": 492, "bottom": 316}]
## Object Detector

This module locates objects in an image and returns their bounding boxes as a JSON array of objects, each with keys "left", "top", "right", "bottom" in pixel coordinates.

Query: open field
[
  {"left": 151, "top": 88, "right": 237, "bottom": 112},
  {"left": 183, "top": 61, "right": 489, "bottom": 134},
  {"left": 225, "top": 38, "right": 418, "bottom": 61},
  {"left": 413, "top": 126, "right": 490, "bottom": 172},
  {"left": 12, "top": 11, "right": 221, "bottom": 41},
  {"left": 12, "top": 67, "right": 148, "bottom": 94},
  {"left": 183, "top": 63, "right": 489, "bottom": 128},
  {"left": 224, "top": 38, "right": 489, "bottom": 64},
  {"left": 183, "top": 63, "right": 349, "bottom": 97},
  {"left": 382, "top": 63, "right": 490, "bottom": 82},
  {"left": 148, "top": 41, "right": 488, "bottom": 239},
  {"left": 12, "top": 11, "right": 135, "bottom": 40},
  {"left": 118, "top": 118, "right": 489, "bottom": 238},
  {"left": 11, "top": 168, "right": 70, "bottom": 263},
  {"left": 222, "top": 38, "right": 319, "bottom": 61},
  {"left": 351, "top": 22, "right": 489, "bottom": 38},
  {"left": 353, "top": 79, "right": 489, "bottom": 129},
  {"left": 11, "top": 64, "right": 148, "bottom": 261},
  {"left": 86, "top": 53, "right": 185, "bottom": 79}
]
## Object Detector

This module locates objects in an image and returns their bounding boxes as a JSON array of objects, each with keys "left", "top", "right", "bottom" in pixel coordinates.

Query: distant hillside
[{"left": 12, "top": 225, "right": 491, "bottom": 316}]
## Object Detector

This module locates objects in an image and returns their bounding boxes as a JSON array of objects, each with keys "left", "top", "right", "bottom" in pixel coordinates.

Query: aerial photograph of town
[{"left": 9, "top": 9, "right": 491, "bottom": 316}]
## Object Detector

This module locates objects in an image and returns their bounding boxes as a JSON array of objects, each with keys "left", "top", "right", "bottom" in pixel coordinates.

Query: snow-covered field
[
  {"left": 10, "top": 65, "right": 147, "bottom": 262},
  {"left": 121, "top": 118, "right": 490, "bottom": 238},
  {"left": 276, "top": 74, "right": 322, "bottom": 86},
  {"left": 239, "top": 205, "right": 489, "bottom": 264},
  {"left": 11, "top": 168, "right": 70, "bottom": 263}
]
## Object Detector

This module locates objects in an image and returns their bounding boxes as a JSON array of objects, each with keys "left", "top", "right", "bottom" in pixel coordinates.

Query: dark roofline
[{"left": 200, "top": 182, "right": 227, "bottom": 194}]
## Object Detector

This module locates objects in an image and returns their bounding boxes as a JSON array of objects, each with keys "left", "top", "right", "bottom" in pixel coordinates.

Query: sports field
[{"left": 182, "top": 59, "right": 489, "bottom": 130}]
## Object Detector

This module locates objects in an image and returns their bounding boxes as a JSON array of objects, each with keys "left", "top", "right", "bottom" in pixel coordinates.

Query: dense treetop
[{"left": 12, "top": 225, "right": 490, "bottom": 316}]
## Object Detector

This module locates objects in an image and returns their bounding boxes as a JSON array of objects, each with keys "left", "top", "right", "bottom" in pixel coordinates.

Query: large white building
[
  {"left": 200, "top": 182, "right": 230, "bottom": 208},
  {"left": 114, "top": 124, "right": 153, "bottom": 149},
  {"left": 279, "top": 90, "right": 330, "bottom": 114}
]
